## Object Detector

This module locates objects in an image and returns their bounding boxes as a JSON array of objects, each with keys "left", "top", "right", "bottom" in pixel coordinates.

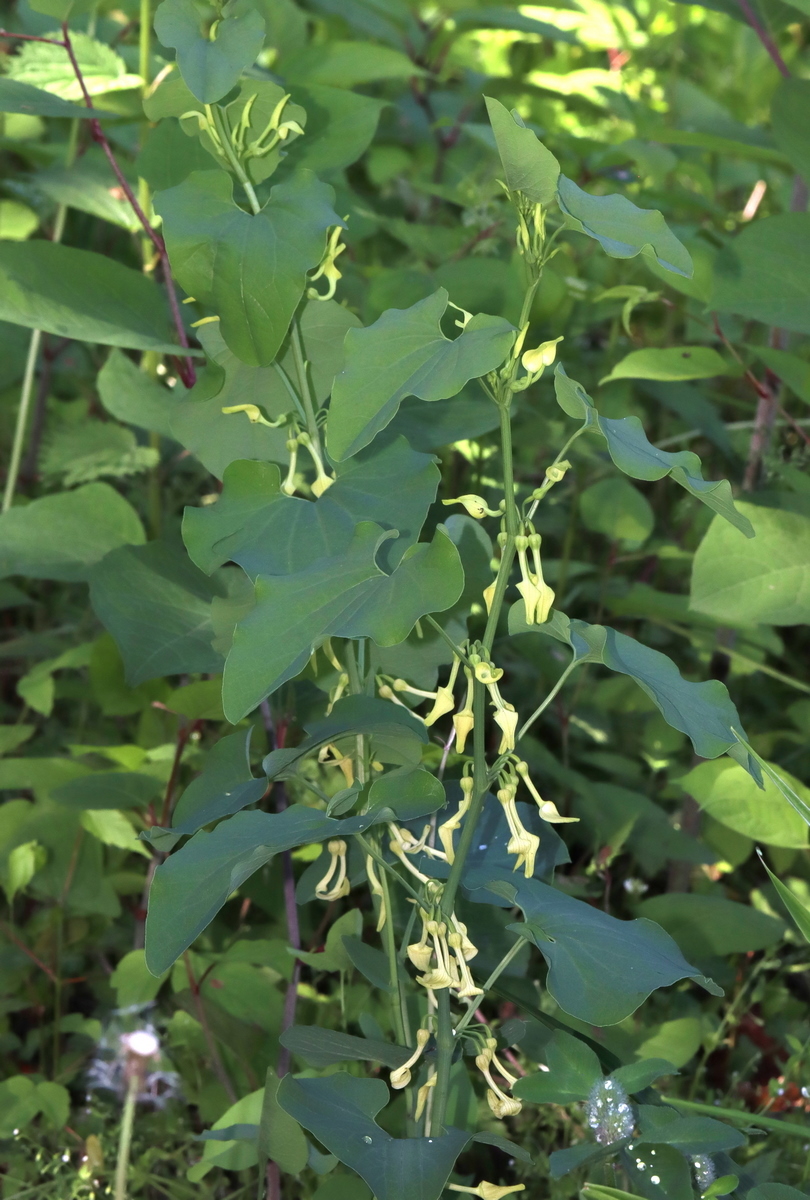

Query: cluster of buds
[
  {"left": 314, "top": 838, "right": 350, "bottom": 901},
  {"left": 378, "top": 652, "right": 472, "bottom": 739},
  {"left": 586, "top": 1077, "right": 634, "bottom": 1145},
  {"left": 509, "top": 327, "right": 563, "bottom": 394},
  {"left": 515, "top": 523, "right": 554, "bottom": 625},
  {"left": 475, "top": 1036, "right": 522, "bottom": 1119},
  {"left": 407, "top": 906, "right": 482, "bottom": 1000},
  {"left": 513, "top": 193, "right": 545, "bottom": 266},
  {"left": 232, "top": 91, "right": 304, "bottom": 166},
  {"left": 308, "top": 223, "right": 347, "bottom": 302}
]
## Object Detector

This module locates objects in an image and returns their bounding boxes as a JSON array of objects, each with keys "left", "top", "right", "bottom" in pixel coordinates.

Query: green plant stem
[
  {"left": 354, "top": 833, "right": 423, "bottom": 905},
  {"left": 453, "top": 937, "right": 528, "bottom": 1035},
  {"left": 114, "top": 1073, "right": 139, "bottom": 1200},
  {"left": 378, "top": 863, "right": 408, "bottom": 1046},
  {"left": 429, "top": 987, "right": 454, "bottom": 1136},
  {"left": 290, "top": 321, "right": 322, "bottom": 454},
  {"left": 517, "top": 659, "right": 579, "bottom": 741},
  {"left": 668, "top": 1096, "right": 810, "bottom": 1139},
  {"left": 211, "top": 105, "right": 262, "bottom": 215},
  {"left": 3, "top": 331, "right": 42, "bottom": 515},
  {"left": 3, "top": 118, "right": 78, "bottom": 514}
]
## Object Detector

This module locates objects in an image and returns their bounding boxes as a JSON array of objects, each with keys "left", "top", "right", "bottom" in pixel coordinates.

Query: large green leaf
[
  {"left": 160, "top": 729, "right": 267, "bottom": 843},
  {"left": 156, "top": 170, "right": 339, "bottom": 366},
  {"left": 184, "top": 436, "right": 439, "bottom": 577},
  {"left": 636, "top": 1106, "right": 745, "bottom": 1154},
  {"left": 4, "top": 30, "right": 140, "bottom": 99},
  {"left": 557, "top": 176, "right": 693, "bottom": 277},
  {"left": 98, "top": 350, "right": 177, "bottom": 438},
  {"left": 0, "top": 242, "right": 187, "bottom": 353},
  {"left": 712, "top": 213, "right": 810, "bottom": 335},
  {"left": 0, "top": 77, "right": 113, "bottom": 119},
  {"left": 484, "top": 95, "right": 560, "bottom": 205},
  {"left": 34, "top": 153, "right": 141, "bottom": 233},
  {"left": 222, "top": 523, "right": 463, "bottom": 721},
  {"left": 509, "top": 607, "right": 756, "bottom": 769},
  {"left": 479, "top": 875, "right": 721, "bottom": 1024},
  {"left": 169, "top": 365, "right": 289, "bottom": 478},
  {"left": 277, "top": 1074, "right": 470, "bottom": 1200},
  {"left": 759, "top": 854, "right": 810, "bottom": 944},
  {"left": 679, "top": 759, "right": 808, "bottom": 848},
  {"left": 89, "top": 541, "right": 228, "bottom": 685},
  {"left": 154, "top": 0, "right": 265, "bottom": 104},
  {"left": 292, "top": 85, "right": 386, "bottom": 174},
  {"left": 326, "top": 289, "right": 514, "bottom": 460},
  {"left": 0, "top": 484, "right": 145, "bottom": 583},
  {"left": 262, "top": 694, "right": 427, "bottom": 782},
  {"left": 513, "top": 1029, "right": 603, "bottom": 1103},
  {"left": 554, "top": 365, "right": 753, "bottom": 537},
  {"left": 771, "top": 78, "right": 810, "bottom": 183},
  {"left": 637, "top": 893, "right": 785, "bottom": 957},
  {"left": 601, "top": 346, "right": 731, "bottom": 384},
  {"left": 279, "top": 1027, "right": 411, "bottom": 1069},
  {"left": 690, "top": 502, "right": 810, "bottom": 624},
  {"left": 282, "top": 40, "right": 423, "bottom": 87},
  {"left": 145, "top": 805, "right": 408, "bottom": 974},
  {"left": 52, "top": 771, "right": 163, "bottom": 811}
]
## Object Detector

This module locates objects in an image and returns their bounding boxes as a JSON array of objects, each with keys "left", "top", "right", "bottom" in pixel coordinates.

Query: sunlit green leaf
[{"left": 154, "top": 0, "right": 265, "bottom": 104}]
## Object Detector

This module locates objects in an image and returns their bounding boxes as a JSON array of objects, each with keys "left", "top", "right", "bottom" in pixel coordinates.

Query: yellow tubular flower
[
  {"left": 497, "top": 785, "right": 539, "bottom": 877},
  {"left": 315, "top": 839, "right": 350, "bottom": 901},
  {"left": 424, "top": 685, "right": 455, "bottom": 726},
  {"left": 389, "top": 839, "right": 431, "bottom": 883},
  {"left": 448, "top": 932, "right": 483, "bottom": 999},
  {"left": 486, "top": 1090, "right": 523, "bottom": 1119},
  {"left": 390, "top": 1028, "right": 430, "bottom": 1089},
  {"left": 438, "top": 775, "right": 474, "bottom": 863},
  {"left": 453, "top": 669, "right": 475, "bottom": 753},
  {"left": 281, "top": 437, "right": 298, "bottom": 496},
  {"left": 493, "top": 703, "right": 518, "bottom": 753},
  {"left": 521, "top": 336, "right": 563, "bottom": 375},
  {"left": 482, "top": 580, "right": 497, "bottom": 613},
  {"left": 448, "top": 1183, "right": 526, "bottom": 1200},
  {"left": 365, "top": 855, "right": 386, "bottom": 932},
  {"left": 442, "top": 495, "right": 501, "bottom": 519},
  {"left": 414, "top": 1073, "right": 436, "bottom": 1121}
]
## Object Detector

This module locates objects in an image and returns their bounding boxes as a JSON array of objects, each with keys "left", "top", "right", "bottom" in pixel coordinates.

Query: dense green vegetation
[{"left": 0, "top": 0, "right": 808, "bottom": 1198}]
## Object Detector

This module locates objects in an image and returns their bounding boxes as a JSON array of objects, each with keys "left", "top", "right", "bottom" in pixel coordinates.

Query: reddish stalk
[
  {"left": 736, "top": 0, "right": 790, "bottom": 78},
  {"left": 0, "top": 30, "right": 65, "bottom": 44},
  {"left": 54, "top": 21, "right": 196, "bottom": 386}
]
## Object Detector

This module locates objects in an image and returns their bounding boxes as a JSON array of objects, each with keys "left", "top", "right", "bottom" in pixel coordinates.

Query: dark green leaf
[
  {"left": 691, "top": 502, "right": 810, "bottom": 624},
  {"left": 509, "top": 607, "right": 756, "bottom": 767},
  {"left": 554, "top": 366, "right": 753, "bottom": 536},
  {"left": 367, "top": 767, "right": 445, "bottom": 822},
  {"left": 557, "top": 176, "right": 693, "bottom": 277},
  {"left": 52, "top": 771, "right": 163, "bottom": 810},
  {"left": 771, "top": 78, "right": 810, "bottom": 182},
  {"left": 482, "top": 875, "right": 722, "bottom": 1025},
  {"left": 0, "top": 241, "right": 189, "bottom": 353},
  {"left": 759, "top": 852, "right": 810, "bottom": 943},
  {"left": 292, "top": 85, "right": 386, "bottom": 175},
  {"left": 637, "top": 1106, "right": 745, "bottom": 1153},
  {"left": 0, "top": 77, "right": 113, "bottom": 119},
  {"left": 279, "top": 1027, "right": 411, "bottom": 1069},
  {"left": 712, "top": 214, "right": 810, "bottom": 334},
  {"left": 156, "top": 170, "right": 338, "bottom": 366},
  {"left": 136, "top": 118, "right": 215, "bottom": 192},
  {"left": 327, "top": 289, "right": 514, "bottom": 460},
  {"left": 277, "top": 1074, "right": 470, "bottom": 1200},
  {"left": 610, "top": 1059, "right": 678, "bottom": 1094},
  {"left": 89, "top": 540, "right": 228, "bottom": 685},
  {"left": 154, "top": 0, "right": 265, "bottom": 104},
  {"left": 98, "top": 350, "right": 177, "bottom": 438},
  {"left": 636, "top": 893, "right": 785, "bottom": 957},
  {"left": 222, "top": 523, "right": 463, "bottom": 721},
  {"left": 514, "top": 1029, "right": 603, "bottom": 1103},
  {"left": 484, "top": 96, "right": 560, "bottom": 204},
  {"left": 550, "top": 1139, "right": 631, "bottom": 1180},
  {"left": 0, "top": 484, "right": 145, "bottom": 583},
  {"left": 145, "top": 805, "right": 402, "bottom": 973},
  {"left": 341, "top": 936, "right": 394, "bottom": 991}
]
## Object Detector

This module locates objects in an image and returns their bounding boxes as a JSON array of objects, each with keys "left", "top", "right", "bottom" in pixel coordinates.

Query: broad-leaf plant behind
[{"left": 0, "top": 0, "right": 809, "bottom": 1198}]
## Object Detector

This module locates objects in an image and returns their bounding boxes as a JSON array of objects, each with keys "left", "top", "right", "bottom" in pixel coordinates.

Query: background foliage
[{"left": 0, "top": 0, "right": 808, "bottom": 1198}]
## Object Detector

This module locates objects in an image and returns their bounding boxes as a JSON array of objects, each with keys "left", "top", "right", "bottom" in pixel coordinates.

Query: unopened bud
[
  {"left": 521, "top": 337, "right": 563, "bottom": 374},
  {"left": 442, "top": 494, "right": 499, "bottom": 520}
]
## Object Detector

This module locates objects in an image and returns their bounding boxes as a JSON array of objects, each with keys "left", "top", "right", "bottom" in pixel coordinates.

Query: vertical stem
[
  {"left": 211, "top": 105, "right": 262, "bottom": 215},
  {"left": 429, "top": 988, "right": 454, "bottom": 1136},
  {"left": 114, "top": 1074, "right": 139, "bottom": 1200},
  {"left": 290, "top": 322, "right": 321, "bottom": 455},
  {"left": 3, "top": 331, "right": 42, "bottom": 513},
  {"left": 379, "top": 865, "right": 408, "bottom": 1046}
]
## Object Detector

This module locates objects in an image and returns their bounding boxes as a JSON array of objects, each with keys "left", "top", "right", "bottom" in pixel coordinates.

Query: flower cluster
[{"left": 407, "top": 903, "right": 482, "bottom": 1001}]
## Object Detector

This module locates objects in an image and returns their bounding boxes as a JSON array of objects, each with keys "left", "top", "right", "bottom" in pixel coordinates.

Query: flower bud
[
  {"left": 407, "top": 942, "right": 433, "bottom": 972},
  {"left": 545, "top": 460, "right": 571, "bottom": 484},
  {"left": 494, "top": 705, "right": 519, "bottom": 753},
  {"left": 442, "top": 495, "right": 499, "bottom": 520},
  {"left": 482, "top": 581, "right": 497, "bottom": 613},
  {"left": 521, "top": 337, "right": 563, "bottom": 374},
  {"left": 453, "top": 709, "right": 474, "bottom": 752}
]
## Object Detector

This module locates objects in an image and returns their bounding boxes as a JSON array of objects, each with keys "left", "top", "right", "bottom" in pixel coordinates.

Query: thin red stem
[
  {"left": 0, "top": 29, "right": 65, "bottom": 44},
  {"left": 736, "top": 0, "right": 790, "bottom": 78},
  {"left": 60, "top": 23, "right": 196, "bottom": 386}
]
